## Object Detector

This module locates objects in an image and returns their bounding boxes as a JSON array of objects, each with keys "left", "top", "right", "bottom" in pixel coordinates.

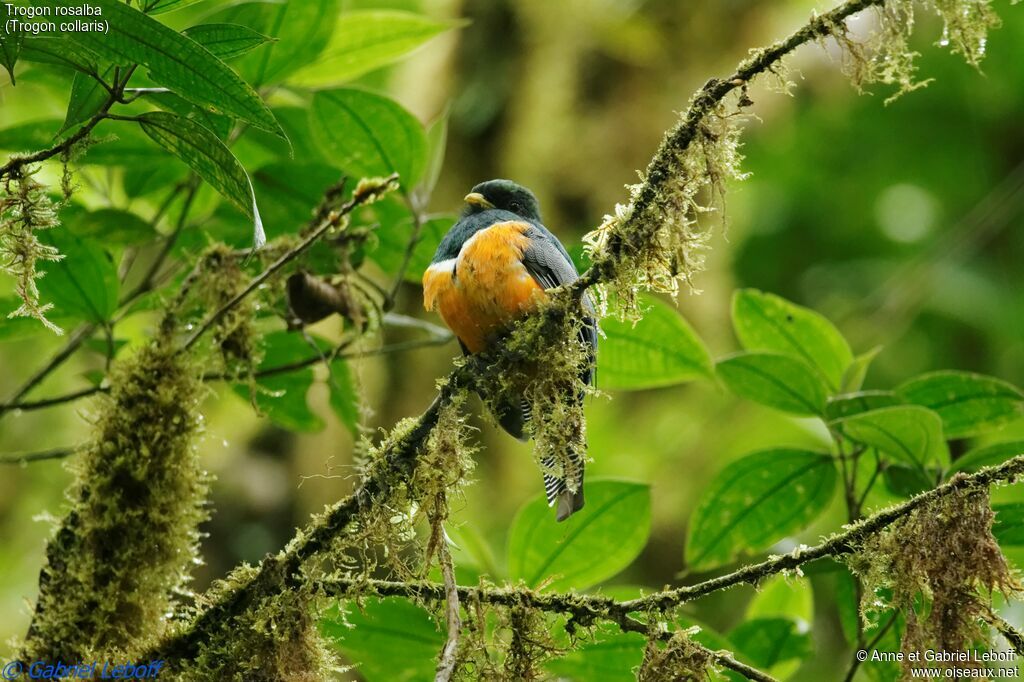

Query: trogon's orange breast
[{"left": 423, "top": 221, "right": 546, "bottom": 354}]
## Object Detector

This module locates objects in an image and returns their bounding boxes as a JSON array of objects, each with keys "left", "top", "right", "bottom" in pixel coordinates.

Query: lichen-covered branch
[{"left": 312, "top": 455, "right": 1024, "bottom": 653}]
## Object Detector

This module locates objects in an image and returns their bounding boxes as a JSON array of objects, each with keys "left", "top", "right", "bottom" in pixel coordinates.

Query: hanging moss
[
  {"left": 0, "top": 167, "right": 64, "bottom": 333},
  {"left": 583, "top": 99, "right": 746, "bottom": 321},
  {"left": 22, "top": 339, "right": 208, "bottom": 661},
  {"left": 851, "top": 487, "right": 1018, "bottom": 673}
]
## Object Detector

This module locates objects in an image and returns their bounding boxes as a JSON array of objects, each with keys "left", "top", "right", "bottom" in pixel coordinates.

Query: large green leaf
[
  {"left": 824, "top": 390, "right": 903, "bottom": 421},
  {"left": 507, "top": 480, "right": 650, "bottom": 592},
  {"left": 310, "top": 88, "right": 427, "bottom": 188},
  {"left": 206, "top": 0, "right": 339, "bottom": 86},
  {"left": 68, "top": 208, "right": 156, "bottom": 246},
  {"left": 18, "top": 36, "right": 101, "bottom": 75},
  {"left": 0, "top": 119, "right": 61, "bottom": 152},
  {"left": 63, "top": 67, "right": 115, "bottom": 132},
  {"left": 136, "top": 112, "right": 265, "bottom": 245},
  {"left": 728, "top": 618, "right": 812, "bottom": 672},
  {"left": 949, "top": 440, "right": 1024, "bottom": 474},
  {"left": 42, "top": 0, "right": 282, "bottom": 135},
  {"left": 36, "top": 230, "right": 119, "bottom": 324},
  {"left": 597, "top": 295, "right": 713, "bottom": 390},
  {"left": 834, "top": 405, "right": 949, "bottom": 471},
  {"left": 232, "top": 332, "right": 323, "bottom": 432},
  {"left": 685, "top": 449, "right": 836, "bottom": 571},
  {"left": 546, "top": 625, "right": 645, "bottom": 681},
  {"left": 375, "top": 214, "right": 450, "bottom": 282},
  {"left": 181, "top": 23, "right": 273, "bottom": 61},
  {"left": 143, "top": 0, "right": 207, "bottom": 14},
  {"left": 327, "top": 357, "right": 360, "bottom": 435},
  {"left": 896, "top": 371, "right": 1024, "bottom": 439},
  {"left": 716, "top": 351, "right": 828, "bottom": 416},
  {"left": 320, "top": 599, "right": 442, "bottom": 682},
  {"left": 732, "top": 289, "right": 852, "bottom": 391},
  {"left": 290, "top": 10, "right": 463, "bottom": 87},
  {"left": 746, "top": 575, "right": 813, "bottom": 627},
  {"left": 0, "top": 22, "right": 23, "bottom": 83},
  {"left": 251, "top": 161, "right": 343, "bottom": 232},
  {"left": 993, "top": 503, "right": 1024, "bottom": 546}
]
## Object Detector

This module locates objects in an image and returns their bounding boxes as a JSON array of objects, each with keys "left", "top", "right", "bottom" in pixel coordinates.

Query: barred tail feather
[{"left": 542, "top": 453, "right": 586, "bottom": 522}]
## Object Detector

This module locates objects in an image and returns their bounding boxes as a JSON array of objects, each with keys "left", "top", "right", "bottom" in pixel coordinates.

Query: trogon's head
[{"left": 463, "top": 179, "right": 542, "bottom": 222}]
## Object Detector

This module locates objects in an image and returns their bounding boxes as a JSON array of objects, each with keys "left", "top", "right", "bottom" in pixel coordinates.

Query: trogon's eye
[{"left": 509, "top": 201, "right": 522, "bottom": 213}]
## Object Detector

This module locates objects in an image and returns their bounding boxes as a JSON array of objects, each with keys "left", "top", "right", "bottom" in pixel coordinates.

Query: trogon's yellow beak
[{"left": 464, "top": 192, "right": 495, "bottom": 210}]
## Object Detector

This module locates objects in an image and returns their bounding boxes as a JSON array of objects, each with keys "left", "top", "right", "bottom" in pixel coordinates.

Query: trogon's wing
[{"left": 521, "top": 225, "right": 598, "bottom": 387}]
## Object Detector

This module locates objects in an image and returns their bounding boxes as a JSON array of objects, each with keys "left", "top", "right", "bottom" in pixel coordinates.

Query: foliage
[{"left": 0, "top": 0, "right": 1022, "bottom": 681}]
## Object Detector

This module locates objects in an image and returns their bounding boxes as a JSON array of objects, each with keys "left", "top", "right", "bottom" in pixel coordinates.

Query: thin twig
[
  {"left": 984, "top": 610, "right": 1024, "bottom": 654},
  {"left": 0, "top": 67, "right": 138, "bottom": 180},
  {"left": 434, "top": 508, "right": 461, "bottom": 681},
  {"left": 0, "top": 324, "right": 96, "bottom": 417},
  {"left": 0, "top": 448, "right": 75, "bottom": 466},
  {"left": 180, "top": 174, "right": 398, "bottom": 352},
  {"left": 388, "top": 198, "right": 426, "bottom": 309},
  {"left": 4, "top": 331, "right": 452, "bottom": 419}
]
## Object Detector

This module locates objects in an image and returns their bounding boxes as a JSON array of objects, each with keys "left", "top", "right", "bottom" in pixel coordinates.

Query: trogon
[{"left": 422, "top": 179, "right": 598, "bottom": 521}]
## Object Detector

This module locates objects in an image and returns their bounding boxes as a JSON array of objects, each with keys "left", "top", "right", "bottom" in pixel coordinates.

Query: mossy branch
[{"left": 130, "top": 0, "right": 1018, "bottom": 671}]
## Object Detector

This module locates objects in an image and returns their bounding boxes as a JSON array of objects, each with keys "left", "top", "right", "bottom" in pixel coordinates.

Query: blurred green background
[{"left": 1, "top": 0, "right": 1022, "bottom": 679}]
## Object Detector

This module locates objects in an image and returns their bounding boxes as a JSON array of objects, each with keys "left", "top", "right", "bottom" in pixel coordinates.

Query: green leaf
[
  {"left": 507, "top": 480, "right": 651, "bottom": 592},
  {"left": 732, "top": 289, "right": 853, "bottom": 391},
  {"left": 63, "top": 68, "right": 114, "bottom": 132},
  {"left": 598, "top": 295, "right": 713, "bottom": 390},
  {"left": 149, "top": 91, "right": 233, "bottom": 140},
  {"left": 993, "top": 503, "right": 1024, "bottom": 546},
  {"left": 327, "top": 357, "right": 360, "bottom": 435},
  {"left": 686, "top": 449, "right": 837, "bottom": 571},
  {"left": 896, "top": 370, "right": 1024, "bottom": 439},
  {"left": 746, "top": 575, "right": 813, "bottom": 626},
  {"left": 136, "top": 112, "right": 265, "bottom": 246},
  {"left": 251, "top": 161, "right": 343, "bottom": 231},
  {"left": 882, "top": 463, "right": 933, "bottom": 498},
  {"left": 716, "top": 351, "right": 828, "bottom": 416},
  {"left": 232, "top": 332, "right": 322, "bottom": 432},
  {"left": 834, "top": 406, "right": 949, "bottom": 471},
  {"left": 291, "top": 10, "right": 463, "bottom": 87},
  {"left": 19, "top": 36, "right": 101, "bottom": 75},
  {"left": 207, "top": 0, "right": 339, "bottom": 86},
  {"left": 825, "top": 390, "right": 903, "bottom": 421},
  {"left": 47, "top": 0, "right": 283, "bottom": 135},
  {"left": 842, "top": 345, "right": 882, "bottom": 392},
  {"left": 413, "top": 107, "right": 449, "bottom": 206},
  {"left": 729, "top": 618, "right": 812, "bottom": 670},
  {"left": 181, "top": 23, "right": 273, "bottom": 61},
  {"left": 365, "top": 200, "right": 450, "bottom": 282},
  {"left": 320, "top": 598, "right": 442, "bottom": 682},
  {"left": 0, "top": 119, "right": 60, "bottom": 151},
  {"left": 310, "top": 88, "right": 427, "bottom": 188},
  {"left": 950, "top": 440, "right": 1024, "bottom": 474},
  {"left": 68, "top": 208, "right": 156, "bottom": 246},
  {"left": 546, "top": 625, "right": 645, "bottom": 681},
  {"left": 143, "top": 0, "right": 208, "bottom": 14},
  {"left": 0, "top": 22, "right": 23, "bottom": 83},
  {"left": 36, "top": 231, "right": 119, "bottom": 324}
]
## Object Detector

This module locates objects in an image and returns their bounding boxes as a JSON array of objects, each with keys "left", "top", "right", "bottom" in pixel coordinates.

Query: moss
[
  {"left": 0, "top": 167, "right": 64, "bottom": 333},
  {"left": 851, "top": 486, "right": 1018, "bottom": 672},
  {"left": 638, "top": 629, "right": 713, "bottom": 682},
  {"left": 174, "top": 566, "right": 337, "bottom": 681},
  {"left": 191, "top": 244, "right": 263, "bottom": 378},
  {"left": 583, "top": 98, "right": 746, "bottom": 321},
  {"left": 473, "top": 293, "right": 594, "bottom": 498},
  {"left": 23, "top": 339, "right": 207, "bottom": 660},
  {"left": 501, "top": 606, "right": 559, "bottom": 680}
]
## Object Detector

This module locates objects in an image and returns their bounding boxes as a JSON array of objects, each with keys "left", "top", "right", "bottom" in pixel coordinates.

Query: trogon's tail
[{"left": 543, "top": 452, "right": 585, "bottom": 522}]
